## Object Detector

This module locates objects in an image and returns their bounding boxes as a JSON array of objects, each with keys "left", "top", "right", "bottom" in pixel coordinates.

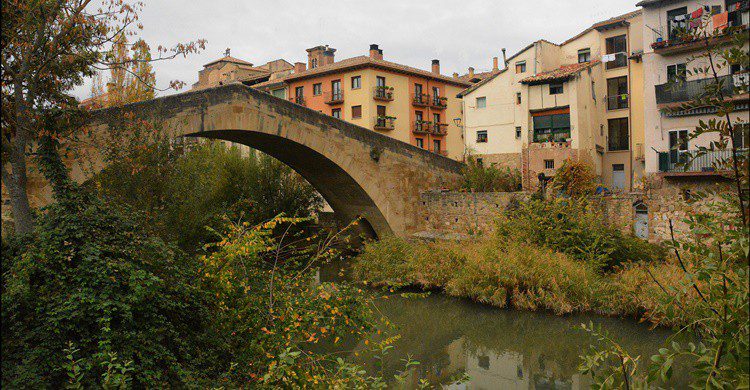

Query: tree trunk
[{"left": 2, "top": 162, "right": 34, "bottom": 235}]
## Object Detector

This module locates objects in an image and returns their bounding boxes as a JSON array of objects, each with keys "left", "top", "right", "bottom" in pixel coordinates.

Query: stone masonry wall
[{"left": 415, "top": 175, "right": 736, "bottom": 242}]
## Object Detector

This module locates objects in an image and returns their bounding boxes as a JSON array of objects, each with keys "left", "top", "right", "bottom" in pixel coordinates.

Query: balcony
[
  {"left": 657, "top": 149, "right": 748, "bottom": 175},
  {"left": 412, "top": 93, "right": 431, "bottom": 107},
  {"left": 373, "top": 86, "right": 394, "bottom": 101},
  {"left": 605, "top": 52, "right": 628, "bottom": 70},
  {"left": 413, "top": 120, "right": 431, "bottom": 134},
  {"left": 651, "top": 24, "right": 748, "bottom": 56},
  {"left": 431, "top": 96, "right": 448, "bottom": 109},
  {"left": 324, "top": 91, "right": 344, "bottom": 105},
  {"left": 606, "top": 94, "right": 629, "bottom": 110},
  {"left": 655, "top": 74, "right": 737, "bottom": 105},
  {"left": 290, "top": 96, "right": 306, "bottom": 106},
  {"left": 374, "top": 116, "right": 396, "bottom": 130},
  {"left": 431, "top": 122, "right": 448, "bottom": 135}
]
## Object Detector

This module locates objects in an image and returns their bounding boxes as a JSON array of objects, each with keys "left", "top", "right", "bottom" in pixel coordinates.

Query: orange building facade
[{"left": 254, "top": 45, "right": 471, "bottom": 160}]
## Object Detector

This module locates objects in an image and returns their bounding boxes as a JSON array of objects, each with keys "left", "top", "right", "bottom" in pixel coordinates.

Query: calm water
[{"left": 316, "top": 262, "right": 692, "bottom": 389}]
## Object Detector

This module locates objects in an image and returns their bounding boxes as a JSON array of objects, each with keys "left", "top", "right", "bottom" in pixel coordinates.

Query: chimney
[
  {"left": 501, "top": 48, "right": 507, "bottom": 67},
  {"left": 492, "top": 57, "right": 499, "bottom": 71},
  {"left": 323, "top": 46, "right": 336, "bottom": 66},
  {"left": 369, "top": 44, "right": 383, "bottom": 60},
  {"left": 431, "top": 59, "right": 440, "bottom": 74},
  {"left": 294, "top": 62, "right": 306, "bottom": 73},
  {"left": 468, "top": 67, "right": 475, "bottom": 78}
]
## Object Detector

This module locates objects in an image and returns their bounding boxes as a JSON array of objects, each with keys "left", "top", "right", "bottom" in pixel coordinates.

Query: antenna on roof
[{"left": 224, "top": 48, "right": 231, "bottom": 57}]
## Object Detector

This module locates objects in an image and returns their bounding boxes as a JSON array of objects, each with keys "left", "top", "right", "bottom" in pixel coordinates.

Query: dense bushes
[
  {"left": 496, "top": 198, "right": 665, "bottom": 271},
  {"left": 1, "top": 192, "right": 371, "bottom": 387},
  {"left": 94, "top": 142, "right": 322, "bottom": 252},
  {"left": 460, "top": 156, "right": 522, "bottom": 192}
]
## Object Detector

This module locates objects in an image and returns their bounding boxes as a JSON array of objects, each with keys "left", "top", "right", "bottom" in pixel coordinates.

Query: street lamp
[{"left": 453, "top": 117, "right": 462, "bottom": 127}]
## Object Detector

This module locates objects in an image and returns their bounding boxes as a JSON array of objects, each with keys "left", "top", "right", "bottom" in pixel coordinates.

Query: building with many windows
[
  {"left": 459, "top": 10, "right": 646, "bottom": 191},
  {"left": 638, "top": 0, "right": 748, "bottom": 177},
  {"left": 252, "top": 44, "right": 472, "bottom": 160}
]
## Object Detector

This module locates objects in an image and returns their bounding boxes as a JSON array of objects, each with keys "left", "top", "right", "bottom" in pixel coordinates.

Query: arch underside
[{"left": 188, "top": 129, "right": 388, "bottom": 238}]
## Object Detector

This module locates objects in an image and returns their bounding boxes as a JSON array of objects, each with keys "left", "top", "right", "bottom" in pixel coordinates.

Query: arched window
[{"left": 311, "top": 58, "right": 318, "bottom": 69}]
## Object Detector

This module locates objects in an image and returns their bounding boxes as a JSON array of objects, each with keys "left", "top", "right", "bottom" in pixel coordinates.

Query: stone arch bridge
[{"left": 86, "top": 84, "right": 462, "bottom": 237}]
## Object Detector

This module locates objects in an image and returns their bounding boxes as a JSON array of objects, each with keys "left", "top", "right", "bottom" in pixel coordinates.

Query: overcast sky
[{"left": 74, "top": 0, "right": 637, "bottom": 99}]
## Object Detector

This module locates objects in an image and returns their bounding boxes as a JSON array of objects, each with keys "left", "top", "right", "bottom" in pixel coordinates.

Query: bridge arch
[{"left": 87, "top": 84, "right": 462, "bottom": 237}]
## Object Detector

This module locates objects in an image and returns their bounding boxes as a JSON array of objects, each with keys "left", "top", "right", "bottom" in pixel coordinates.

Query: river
[{"left": 316, "top": 261, "right": 692, "bottom": 389}]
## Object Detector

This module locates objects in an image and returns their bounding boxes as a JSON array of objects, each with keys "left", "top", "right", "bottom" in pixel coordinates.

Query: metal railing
[
  {"left": 412, "top": 93, "right": 431, "bottom": 106},
  {"left": 413, "top": 121, "right": 430, "bottom": 134},
  {"left": 324, "top": 90, "right": 344, "bottom": 104},
  {"left": 606, "top": 94, "right": 629, "bottom": 110},
  {"left": 655, "top": 74, "right": 735, "bottom": 104},
  {"left": 432, "top": 123, "right": 448, "bottom": 135},
  {"left": 373, "top": 86, "right": 393, "bottom": 101},
  {"left": 431, "top": 96, "right": 447, "bottom": 109},
  {"left": 657, "top": 149, "right": 748, "bottom": 172},
  {"left": 374, "top": 116, "right": 396, "bottom": 130},
  {"left": 291, "top": 96, "right": 305, "bottom": 106}
]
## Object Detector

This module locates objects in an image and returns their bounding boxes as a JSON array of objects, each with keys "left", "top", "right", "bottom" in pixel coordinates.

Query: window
[
  {"left": 271, "top": 88, "right": 285, "bottom": 98},
  {"left": 605, "top": 35, "right": 627, "bottom": 69},
  {"left": 549, "top": 82, "right": 564, "bottom": 95},
  {"left": 608, "top": 118, "right": 629, "bottom": 151},
  {"left": 533, "top": 112, "right": 570, "bottom": 142},
  {"left": 516, "top": 92, "right": 522, "bottom": 104},
  {"left": 476, "top": 96, "right": 486, "bottom": 108},
  {"left": 351, "top": 105, "right": 362, "bottom": 119},
  {"left": 351, "top": 76, "right": 361, "bottom": 89},
  {"left": 667, "top": 63, "right": 686, "bottom": 83},
  {"left": 313, "top": 83, "right": 322, "bottom": 96},
  {"left": 606, "top": 76, "right": 629, "bottom": 110},
  {"left": 415, "top": 111, "right": 423, "bottom": 122},
  {"left": 311, "top": 58, "right": 318, "bottom": 69},
  {"left": 578, "top": 48, "right": 591, "bottom": 63},
  {"left": 476, "top": 130, "right": 488, "bottom": 143},
  {"left": 432, "top": 86, "right": 440, "bottom": 98},
  {"left": 331, "top": 108, "right": 341, "bottom": 119},
  {"left": 415, "top": 138, "right": 424, "bottom": 148},
  {"left": 433, "top": 113, "right": 440, "bottom": 124},
  {"left": 414, "top": 83, "right": 423, "bottom": 95},
  {"left": 515, "top": 61, "right": 526, "bottom": 73},
  {"left": 433, "top": 139, "right": 441, "bottom": 153},
  {"left": 666, "top": 7, "right": 688, "bottom": 40},
  {"left": 478, "top": 355, "right": 490, "bottom": 370},
  {"left": 733, "top": 124, "right": 750, "bottom": 149},
  {"left": 331, "top": 80, "right": 342, "bottom": 100},
  {"left": 376, "top": 76, "right": 386, "bottom": 87},
  {"left": 544, "top": 159, "right": 555, "bottom": 169},
  {"left": 295, "top": 86, "right": 304, "bottom": 97},
  {"left": 669, "top": 129, "right": 689, "bottom": 151},
  {"left": 515, "top": 126, "right": 522, "bottom": 139}
]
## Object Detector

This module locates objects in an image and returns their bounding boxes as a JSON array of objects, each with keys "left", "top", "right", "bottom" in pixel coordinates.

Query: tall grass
[{"left": 354, "top": 236, "right": 696, "bottom": 325}]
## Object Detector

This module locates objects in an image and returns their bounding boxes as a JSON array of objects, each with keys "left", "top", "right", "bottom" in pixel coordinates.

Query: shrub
[
  {"left": 94, "top": 142, "right": 322, "bottom": 252},
  {"left": 496, "top": 198, "right": 665, "bottom": 271},
  {"left": 549, "top": 158, "right": 597, "bottom": 198},
  {"left": 460, "top": 156, "right": 521, "bottom": 192}
]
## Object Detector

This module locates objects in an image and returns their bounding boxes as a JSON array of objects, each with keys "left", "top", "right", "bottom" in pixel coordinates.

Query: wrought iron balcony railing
[
  {"left": 412, "top": 93, "right": 430, "bottom": 106},
  {"left": 606, "top": 94, "right": 629, "bottom": 110},
  {"left": 431, "top": 96, "right": 447, "bottom": 109},
  {"left": 291, "top": 96, "right": 306, "bottom": 106},
  {"left": 657, "top": 149, "right": 748, "bottom": 173},
  {"left": 413, "top": 121, "right": 431, "bottom": 134},
  {"left": 373, "top": 86, "right": 394, "bottom": 101},
  {"left": 374, "top": 116, "right": 396, "bottom": 130},
  {"left": 655, "top": 74, "right": 738, "bottom": 104},
  {"left": 432, "top": 123, "right": 448, "bottom": 135},
  {"left": 325, "top": 91, "right": 344, "bottom": 105}
]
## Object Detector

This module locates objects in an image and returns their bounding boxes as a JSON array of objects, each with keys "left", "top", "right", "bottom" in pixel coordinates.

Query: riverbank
[{"left": 352, "top": 236, "right": 699, "bottom": 327}]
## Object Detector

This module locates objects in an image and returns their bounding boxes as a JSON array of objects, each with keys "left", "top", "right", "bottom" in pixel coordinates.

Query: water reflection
[{"left": 315, "top": 265, "right": 690, "bottom": 389}]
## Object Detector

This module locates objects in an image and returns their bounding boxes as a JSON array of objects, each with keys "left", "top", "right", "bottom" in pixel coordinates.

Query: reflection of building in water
[{"left": 443, "top": 337, "right": 590, "bottom": 389}]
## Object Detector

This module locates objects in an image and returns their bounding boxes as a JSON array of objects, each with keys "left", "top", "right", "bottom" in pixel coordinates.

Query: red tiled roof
[
  {"left": 203, "top": 55, "right": 254, "bottom": 67},
  {"left": 520, "top": 61, "right": 600, "bottom": 84},
  {"left": 267, "top": 55, "right": 471, "bottom": 87}
]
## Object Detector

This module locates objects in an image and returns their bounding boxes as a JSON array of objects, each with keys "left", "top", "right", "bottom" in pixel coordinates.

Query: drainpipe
[{"left": 627, "top": 22, "right": 634, "bottom": 192}]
